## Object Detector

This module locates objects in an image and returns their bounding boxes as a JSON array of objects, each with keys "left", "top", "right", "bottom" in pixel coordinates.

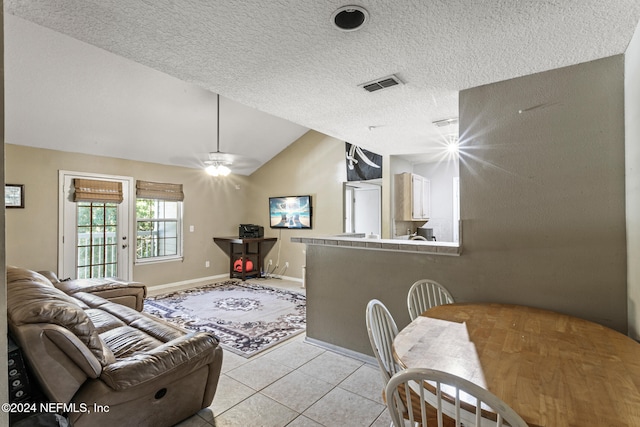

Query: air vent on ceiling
[{"left": 359, "top": 75, "right": 403, "bottom": 93}]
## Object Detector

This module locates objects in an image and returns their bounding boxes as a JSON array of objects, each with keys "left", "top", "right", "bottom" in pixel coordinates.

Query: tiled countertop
[{"left": 290, "top": 235, "right": 461, "bottom": 256}]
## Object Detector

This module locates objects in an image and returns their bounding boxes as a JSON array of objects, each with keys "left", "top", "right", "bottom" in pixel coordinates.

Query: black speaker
[{"left": 8, "top": 337, "right": 32, "bottom": 403}]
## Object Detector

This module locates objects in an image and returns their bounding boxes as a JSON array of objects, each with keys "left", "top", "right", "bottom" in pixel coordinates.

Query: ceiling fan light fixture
[{"left": 205, "top": 163, "right": 231, "bottom": 176}]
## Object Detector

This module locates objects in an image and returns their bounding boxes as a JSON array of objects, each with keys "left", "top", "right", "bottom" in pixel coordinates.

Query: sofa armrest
[
  {"left": 54, "top": 278, "right": 147, "bottom": 311},
  {"left": 10, "top": 324, "right": 101, "bottom": 404},
  {"left": 100, "top": 332, "right": 221, "bottom": 390},
  {"left": 42, "top": 326, "right": 107, "bottom": 377}
]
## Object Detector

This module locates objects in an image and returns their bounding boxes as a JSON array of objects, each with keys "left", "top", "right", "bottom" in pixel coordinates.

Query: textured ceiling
[{"left": 5, "top": 1, "right": 640, "bottom": 173}]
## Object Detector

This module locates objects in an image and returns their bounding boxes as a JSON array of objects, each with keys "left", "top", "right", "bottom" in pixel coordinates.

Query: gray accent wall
[{"left": 306, "top": 55, "right": 628, "bottom": 356}]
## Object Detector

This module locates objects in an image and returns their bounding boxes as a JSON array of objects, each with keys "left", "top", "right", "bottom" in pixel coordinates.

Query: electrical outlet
[
  {"left": 285, "top": 262, "right": 289, "bottom": 268},
  {"left": 205, "top": 261, "right": 210, "bottom": 268},
  {"left": 268, "top": 259, "right": 273, "bottom": 266}
]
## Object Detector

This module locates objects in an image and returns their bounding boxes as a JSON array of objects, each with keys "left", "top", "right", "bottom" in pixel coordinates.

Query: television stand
[{"left": 213, "top": 237, "right": 277, "bottom": 281}]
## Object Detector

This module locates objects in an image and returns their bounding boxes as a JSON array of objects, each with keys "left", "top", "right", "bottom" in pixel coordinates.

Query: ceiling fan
[{"left": 204, "top": 93, "right": 248, "bottom": 176}]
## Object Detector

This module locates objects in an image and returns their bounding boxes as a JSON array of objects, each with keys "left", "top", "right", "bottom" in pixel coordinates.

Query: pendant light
[{"left": 205, "top": 94, "right": 232, "bottom": 176}]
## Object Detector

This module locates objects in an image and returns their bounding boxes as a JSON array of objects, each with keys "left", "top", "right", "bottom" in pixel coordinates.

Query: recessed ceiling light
[{"left": 331, "top": 5, "right": 369, "bottom": 32}]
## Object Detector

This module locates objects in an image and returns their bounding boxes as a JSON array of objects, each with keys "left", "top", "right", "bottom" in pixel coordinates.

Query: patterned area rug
[{"left": 144, "top": 281, "right": 306, "bottom": 357}]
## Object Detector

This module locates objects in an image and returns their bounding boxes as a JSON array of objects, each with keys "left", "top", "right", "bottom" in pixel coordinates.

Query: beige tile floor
[{"left": 173, "top": 277, "right": 392, "bottom": 427}]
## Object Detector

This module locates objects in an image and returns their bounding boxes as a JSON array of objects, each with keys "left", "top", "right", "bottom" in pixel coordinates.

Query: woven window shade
[
  {"left": 136, "top": 180, "right": 184, "bottom": 201},
  {"left": 73, "top": 179, "right": 123, "bottom": 203}
]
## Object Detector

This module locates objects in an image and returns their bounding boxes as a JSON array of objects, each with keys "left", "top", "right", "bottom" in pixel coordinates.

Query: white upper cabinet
[
  {"left": 395, "top": 172, "right": 431, "bottom": 221},
  {"left": 411, "top": 174, "right": 430, "bottom": 220}
]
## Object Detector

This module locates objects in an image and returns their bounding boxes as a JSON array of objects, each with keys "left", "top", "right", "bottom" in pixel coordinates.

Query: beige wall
[
  {"left": 245, "top": 130, "right": 346, "bottom": 280},
  {"left": 5, "top": 130, "right": 351, "bottom": 289},
  {"left": 306, "top": 56, "right": 629, "bottom": 356},
  {"left": 5, "top": 144, "right": 253, "bottom": 288},
  {"left": 626, "top": 20, "right": 640, "bottom": 340}
]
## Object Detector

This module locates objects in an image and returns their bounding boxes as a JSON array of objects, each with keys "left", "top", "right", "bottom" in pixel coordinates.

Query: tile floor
[{"left": 173, "top": 277, "right": 392, "bottom": 427}]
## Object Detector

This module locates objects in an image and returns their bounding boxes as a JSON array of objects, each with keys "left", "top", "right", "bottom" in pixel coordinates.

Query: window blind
[
  {"left": 73, "top": 179, "right": 123, "bottom": 203},
  {"left": 136, "top": 180, "right": 184, "bottom": 201}
]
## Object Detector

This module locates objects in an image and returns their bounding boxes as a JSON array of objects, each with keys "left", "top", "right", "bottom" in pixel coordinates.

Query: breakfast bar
[
  {"left": 290, "top": 235, "right": 461, "bottom": 256},
  {"left": 295, "top": 234, "right": 463, "bottom": 359}
]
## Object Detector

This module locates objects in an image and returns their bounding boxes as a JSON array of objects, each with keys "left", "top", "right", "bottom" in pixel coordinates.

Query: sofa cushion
[
  {"left": 84, "top": 309, "right": 127, "bottom": 333},
  {"left": 7, "top": 266, "right": 111, "bottom": 366},
  {"left": 75, "top": 292, "right": 186, "bottom": 342},
  {"left": 100, "top": 326, "right": 166, "bottom": 358}
]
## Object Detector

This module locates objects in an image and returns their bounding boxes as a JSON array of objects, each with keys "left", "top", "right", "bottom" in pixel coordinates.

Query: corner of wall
[{"left": 625, "top": 18, "right": 640, "bottom": 340}]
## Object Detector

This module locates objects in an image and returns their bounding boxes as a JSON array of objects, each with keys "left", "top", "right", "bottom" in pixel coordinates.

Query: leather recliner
[{"left": 7, "top": 266, "right": 223, "bottom": 427}]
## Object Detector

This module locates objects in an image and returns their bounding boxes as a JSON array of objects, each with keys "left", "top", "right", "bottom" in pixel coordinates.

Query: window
[
  {"left": 135, "top": 180, "right": 184, "bottom": 263},
  {"left": 136, "top": 199, "right": 182, "bottom": 261}
]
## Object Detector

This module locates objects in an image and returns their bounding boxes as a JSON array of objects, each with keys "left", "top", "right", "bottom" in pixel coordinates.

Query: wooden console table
[{"left": 213, "top": 237, "right": 277, "bottom": 281}]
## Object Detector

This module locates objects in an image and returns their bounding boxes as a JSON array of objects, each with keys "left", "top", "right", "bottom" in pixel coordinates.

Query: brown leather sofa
[{"left": 7, "top": 266, "right": 223, "bottom": 427}]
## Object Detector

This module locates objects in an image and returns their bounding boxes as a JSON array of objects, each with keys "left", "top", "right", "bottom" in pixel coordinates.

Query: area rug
[{"left": 143, "top": 280, "right": 306, "bottom": 357}]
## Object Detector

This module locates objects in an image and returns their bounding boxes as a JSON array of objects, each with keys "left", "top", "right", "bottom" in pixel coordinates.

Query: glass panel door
[
  {"left": 76, "top": 201, "right": 119, "bottom": 279},
  {"left": 60, "top": 171, "right": 133, "bottom": 281}
]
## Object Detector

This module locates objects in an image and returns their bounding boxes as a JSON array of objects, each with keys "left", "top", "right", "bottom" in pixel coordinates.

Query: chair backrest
[
  {"left": 365, "top": 299, "right": 400, "bottom": 384},
  {"left": 407, "top": 279, "right": 454, "bottom": 321},
  {"left": 385, "top": 368, "right": 529, "bottom": 427}
]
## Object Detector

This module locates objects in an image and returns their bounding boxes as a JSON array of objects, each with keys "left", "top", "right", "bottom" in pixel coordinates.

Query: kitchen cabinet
[{"left": 394, "top": 172, "right": 431, "bottom": 221}]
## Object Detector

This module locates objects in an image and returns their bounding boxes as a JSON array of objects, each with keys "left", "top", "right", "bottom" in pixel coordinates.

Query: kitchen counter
[{"left": 290, "top": 235, "right": 461, "bottom": 256}]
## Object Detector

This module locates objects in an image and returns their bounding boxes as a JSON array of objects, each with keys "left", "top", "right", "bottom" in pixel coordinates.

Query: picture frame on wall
[{"left": 5, "top": 184, "right": 25, "bottom": 208}]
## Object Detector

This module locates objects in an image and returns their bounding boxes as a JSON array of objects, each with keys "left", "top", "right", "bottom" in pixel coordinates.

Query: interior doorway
[{"left": 344, "top": 182, "right": 382, "bottom": 236}]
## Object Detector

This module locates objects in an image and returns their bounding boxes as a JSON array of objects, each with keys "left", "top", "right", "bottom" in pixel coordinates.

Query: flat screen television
[{"left": 269, "top": 195, "right": 312, "bottom": 229}]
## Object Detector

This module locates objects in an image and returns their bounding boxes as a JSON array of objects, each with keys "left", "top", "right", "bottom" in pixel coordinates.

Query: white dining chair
[
  {"left": 385, "top": 368, "right": 529, "bottom": 427},
  {"left": 407, "top": 279, "right": 454, "bottom": 321},
  {"left": 367, "top": 300, "right": 455, "bottom": 426},
  {"left": 366, "top": 299, "right": 400, "bottom": 385}
]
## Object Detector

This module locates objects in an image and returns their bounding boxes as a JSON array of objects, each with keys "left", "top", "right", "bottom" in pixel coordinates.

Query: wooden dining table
[{"left": 392, "top": 303, "right": 640, "bottom": 427}]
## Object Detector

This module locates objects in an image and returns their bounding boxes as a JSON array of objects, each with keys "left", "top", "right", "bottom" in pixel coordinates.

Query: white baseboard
[
  {"left": 262, "top": 274, "right": 303, "bottom": 283},
  {"left": 146, "top": 273, "right": 304, "bottom": 296},
  {"left": 304, "top": 337, "right": 377, "bottom": 366},
  {"left": 146, "top": 274, "right": 229, "bottom": 296}
]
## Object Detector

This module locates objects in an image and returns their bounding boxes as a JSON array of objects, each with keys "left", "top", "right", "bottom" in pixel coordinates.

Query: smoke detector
[
  {"left": 432, "top": 117, "right": 458, "bottom": 127},
  {"left": 331, "top": 5, "right": 369, "bottom": 32}
]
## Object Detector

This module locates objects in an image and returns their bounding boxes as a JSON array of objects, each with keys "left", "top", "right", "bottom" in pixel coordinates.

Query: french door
[{"left": 59, "top": 171, "right": 134, "bottom": 281}]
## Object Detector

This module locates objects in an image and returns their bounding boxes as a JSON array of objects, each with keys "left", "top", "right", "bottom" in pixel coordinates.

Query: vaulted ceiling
[{"left": 5, "top": 1, "right": 640, "bottom": 174}]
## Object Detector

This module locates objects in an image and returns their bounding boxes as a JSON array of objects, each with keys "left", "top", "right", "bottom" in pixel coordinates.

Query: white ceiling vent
[{"left": 359, "top": 75, "right": 403, "bottom": 93}]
